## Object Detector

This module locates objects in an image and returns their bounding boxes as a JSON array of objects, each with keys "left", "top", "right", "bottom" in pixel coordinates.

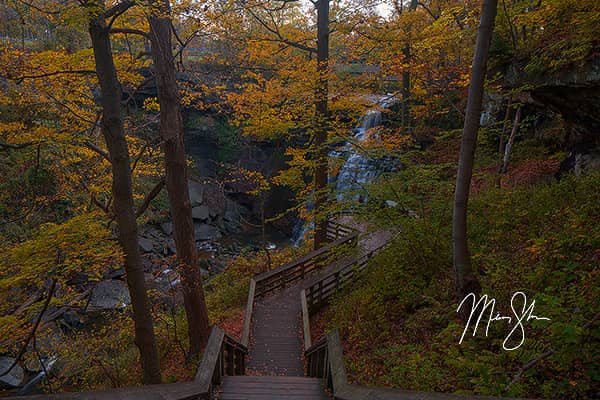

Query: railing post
[
  {"left": 226, "top": 343, "right": 234, "bottom": 375},
  {"left": 317, "top": 281, "right": 323, "bottom": 308},
  {"left": 281, "top": 269, "right": 286, "bottom": 289},
  {"left": 236, "top": 349, "right": 245, "bottom": 375}
]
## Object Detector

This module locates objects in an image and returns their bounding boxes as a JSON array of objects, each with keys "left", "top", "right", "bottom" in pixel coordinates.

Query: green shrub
[{"left": 325, "top": 166, "right": 600, "bottom": 399}]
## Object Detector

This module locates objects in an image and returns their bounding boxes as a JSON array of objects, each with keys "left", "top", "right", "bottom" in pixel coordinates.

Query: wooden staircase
[
  {"left": 217, "top": 376, "right": 329, "bottom": 400},
  {"left": 11, "top": 221, "right": 528, "bottom": 400}
]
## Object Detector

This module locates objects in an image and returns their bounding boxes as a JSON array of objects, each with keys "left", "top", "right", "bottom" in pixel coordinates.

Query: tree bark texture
[
  {"left": 452, "top": 0, "right": 498, "bottom": 314},
  {"left": 313, "top": 0, "right": 330, "bottom": 250},
  {"left": 86, "top": 0, "right": 161, "bottom": 384},
  {"left": 148, "top": 3, "right": 210, "bottom": 356}
]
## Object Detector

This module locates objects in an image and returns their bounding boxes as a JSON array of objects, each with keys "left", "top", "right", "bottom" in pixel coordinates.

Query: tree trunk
[
  {"left": 147, "top": 3, "right": 210, "bottom": 357},
  {"left": 86, "top": 0, "right": 161, "bottom": 384},
  {"left": 500, "top": 106, "right": 522, "bottom": 174},
  {"left": 400, "top": 0, "right": 418, "bottom": 131},
  {"left": 498, "top": 98, "right": 512, "bottom": 154},
  {"left": 452, "top": 0, "right": 498, "bottom": 315},
  {"left": 313, "top": 0, "right": 330, "bottom": 250}
]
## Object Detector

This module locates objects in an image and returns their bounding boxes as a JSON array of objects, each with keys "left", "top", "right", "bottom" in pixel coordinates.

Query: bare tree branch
[
  {"left": 246, "top": 6, "right": 317, "bottom": 54},
  {"left": 0, "top": 69, "right": 96, "bottom": 84},
  {"left": 84, "top": 141, "right": 111, "bottom": 162},
  {"left": 0, "top": 141, "right": 37, "bottom": 150},
  {"left": 110, "top": 28, "right": 149, "bottom": 38},
  {"left": 104, "top": 0, "right": 135, "bottom": 20},
  {"left": 0, "top": 278, "right": 57, "bottom": 379},
  {"left": 135, "top": 177, "right": 166, "bottom": 218}
]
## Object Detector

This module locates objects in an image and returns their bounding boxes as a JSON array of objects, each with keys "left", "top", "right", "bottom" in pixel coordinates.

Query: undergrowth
[{"left": 323, "top": 138, "right": 600, "bottom": 399}]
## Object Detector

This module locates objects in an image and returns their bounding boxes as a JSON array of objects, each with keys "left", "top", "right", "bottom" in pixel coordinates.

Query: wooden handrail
[
  {"left": 11, "top": 326, "right": 247, "bottom": 400},
  {"left": 301, "top": 289, "right": 311, "bottom": 349},
  {"left": 254, "top": 232, "right": 358, "bottom": 284},
  {"left": 196, "top": 326, "right": 247, "bottom": 394},
  {"left": 253, "top": 231, "right": 359, "bottom": 299},
  {"left": 326, "top": 221, "right": 355, "bottom": 241},
  {"left": 303, "top": 241, "right": 386, "bottom": 315},
  {"left": 307, "top": 331, "right": 531, "bottom": 400},
  {"left": 240, "top": 278, "right": 256, "bottom": 347},
  {"left": 195, "top": 326, "right": 225, "bottom": 388},
  {"left": 5, "top": 382, "right": 210, "bottom": 400}
]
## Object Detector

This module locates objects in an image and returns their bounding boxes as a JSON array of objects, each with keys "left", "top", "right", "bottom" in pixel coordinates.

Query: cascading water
[
  {"left": 292, "top": 97, "right": 392, "bottom": 245},
  {"left": 334, "top": 109, "right": 382, "bottom": 202}
]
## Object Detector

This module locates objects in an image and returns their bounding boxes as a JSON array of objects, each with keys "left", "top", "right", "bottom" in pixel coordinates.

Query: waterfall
[
  {"left": 292, "top": 97, "right": 392, "bottom": 245},
  {"left": 334, "top": 109, "right": 382, "bottom": 202}
]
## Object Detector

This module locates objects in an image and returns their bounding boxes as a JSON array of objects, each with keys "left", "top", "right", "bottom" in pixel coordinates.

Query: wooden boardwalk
[
  {"left": 246, "top": 229, "right": 391, "bottom": 377},
  {"left": 217, "top": 376, "right": 329, "bottom": 399},
  {"left": 11, "top": 224, "right": 526, "bottom": 400},
  {"left": 246, "top": 283, "right": 305, "bottom": 376},
  {"left": 220, "top": 225, "right": 391, "bottom": 398}
]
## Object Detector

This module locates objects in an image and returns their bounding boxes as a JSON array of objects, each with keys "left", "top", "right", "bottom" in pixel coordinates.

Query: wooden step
[{"left": 217, "top": 376, "right": 330, "bottom": 400}]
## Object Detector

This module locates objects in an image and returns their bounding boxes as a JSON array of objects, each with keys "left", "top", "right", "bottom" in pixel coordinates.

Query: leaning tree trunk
[
  {"left": 148, "top": 3, "right": 210, "bottom": 356},
  {"left": 500, "top": 106, "right": 522, "bottom": 174},
  {"left": 313, "top": 0, "right": 330, "bottom": 250},
  {"left": 452, "top": 0, "right": 498, "bottom": 315},
  {"left": 86, "top": 0, "right": 161, "bottom": 384},
  {"left": 400, "top": 0, "right": 418, "bottom": 131}
]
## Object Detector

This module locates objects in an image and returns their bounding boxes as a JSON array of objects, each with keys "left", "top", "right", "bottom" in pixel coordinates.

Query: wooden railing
[
  {"left": 196, "top": 326, "right": 247, "bottom": 392},
  {"left": 240, "top": 278, "right": 256, "bottom": 347},
  {"left": 303, "top": 242, "right": 385, "bottom": 315},
  {"left": 11, "top": 326, "right": 246, "bottom": 400},
  {"left": 307, "top": 331, "right": 528, "bottom": 400},
  {"left": 240, "top": 220, "right": 357, "bottom": 354},
  {"left": 326, "top": 221, "right": 355, "bottom": 242},
  {"left": 300, "top": 237, "right": 530, "bottom": 400},
  {"left": 252, "top": 230, "right": 358, "bottom": 299},
  {"left": 305, "top": 335, "right": 328, "bottom": 379}
]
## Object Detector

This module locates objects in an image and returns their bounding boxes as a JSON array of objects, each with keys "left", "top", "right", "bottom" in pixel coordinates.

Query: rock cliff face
[
  {"left": 183, "top": 111, "right": 296, "bottom": 236},
  {"left": 507, "top": 58, "right": 600, "bottom": 175}
]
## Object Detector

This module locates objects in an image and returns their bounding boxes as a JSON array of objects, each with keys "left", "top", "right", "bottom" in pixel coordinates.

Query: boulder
[
  {"left": 0, "top": 357, "right": 24, "bottom": 388},
  {"left": 559, "top": 145, "right": 600, "bottom": 177},
  {"left": 66, "top": 272, "right": 89, "bottom": 286},
  {"left": 188, "top": 180, "right": 204, "bottom": 206},
  {"left": 192, "top": 205, "right": 210, "bottom": 221},
  {"left": 138, "top": 237, "right": 154, "bottom": 253},
  {"left": 142, "top": 256, "right": 154, "bottom": 272},
  {"left": 223, "top": 201, "right": 240, "bottom": 222},
  {"left": 86, "top": 281, "right": 131, "bottom": 312},
  {"left": 144, "top": 227, "right": 163, "bottom": 239},
  {"left": 160, "top": 221, "right": 173, "bottom": 236},
  {"left": 166, "top": 239, "right": 177, "bottom": 254},
  {"left": 223, "top": 219, "right": 242, "bottom": 234},
  {"left": 194, "top": 224, "right": 222, "bottom": 241},
  {"left": 104, "top": 268, "right": 125, "bottom": 280},
  {"left": 60, "top": 310, "right": 85, "bottom": 329}
]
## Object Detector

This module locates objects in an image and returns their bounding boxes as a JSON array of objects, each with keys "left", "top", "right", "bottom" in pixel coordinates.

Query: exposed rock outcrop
[
  {"left": 0, "top": 357, "right": 24, "bottom": 388},
  {"left": 506, "top": 58, "right": 600, "bottom": 175}
]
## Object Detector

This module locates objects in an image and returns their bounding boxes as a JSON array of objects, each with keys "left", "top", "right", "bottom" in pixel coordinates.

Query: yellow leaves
[
  {"left": 180, "top": 89, "right": 206, "bottom": 109},
  {"left": 0, "top": 212, "right": 123, "bottom": 290},
  {"left": 143, "top": 97, "right": 160, "bottom": 112},
  {"left": 224, "top": 168, "right": 270, "bottom": 196},
  {"left": 271, "top": 146, "right": 309, "bottom": 192},
  {"left": 0, "top": 315, "right": 22, "bottom": 353}
]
